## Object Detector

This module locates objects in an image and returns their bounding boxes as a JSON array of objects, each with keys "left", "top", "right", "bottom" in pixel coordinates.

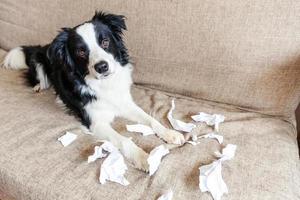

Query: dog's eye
[
  {"left": 100, "top": 38, "right": 110, "bottom": 49},
  {"left": 76, "top": 49, "right": 86, "bottom": 58}
]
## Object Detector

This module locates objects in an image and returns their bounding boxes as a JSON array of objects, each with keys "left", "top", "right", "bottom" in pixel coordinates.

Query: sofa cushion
[
  {"left": 0, "top": 67, "right": 299, "bottom": 200},
  {"left": 0, "top": 0, "right": 299, "bottom": 118}
]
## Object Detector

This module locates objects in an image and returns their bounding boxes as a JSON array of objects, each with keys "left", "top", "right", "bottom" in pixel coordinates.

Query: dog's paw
[
  {"left": 121, "top": 139, "right": 149, "bottom": 172},
  {"left": 33, "top": 84, "right": 41, "bottom": 92},
  {"left": 132, "top": 147, "right": 149, "bottom": 172},
  {"left": 161, "top": 129, "right": 185, "bottom": 145}
]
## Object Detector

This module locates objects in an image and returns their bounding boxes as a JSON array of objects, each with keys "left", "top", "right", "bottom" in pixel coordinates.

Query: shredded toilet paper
[
  {"left": 167, "top": 99, "right": 196, "bottom": 133},
  {"left": 191, "top": 112, "right": 225, "bottom": 132},
  {"left": 57, "top": 131, "right": 77, "bottom": 147},
  {"left": 199, "top": 144, "right": 237, "bottom": 200},
  {"left": 99, "top": 150, "right": 130, "bottom": 186},
  {"left": 187, "top": 141, "right": 199, "bottom": 146},
  {"left": 88, "top": 141, "right": 119, "bottom": 163},
  {"left": 148, "top": 145, "right": 170, "bottom": 176},
  {"left": 87, "top": 141, "right": 129, "bottom": 186},
  {"left": 198, "top": 133, "right": 223, "bottom": 144},
  {"left": 126, "top": 124, "right": 155, "bottom": 136},
  {"left": 88, "top": 145, "right": 108, "bottom": 163},
  {"left": 157, "top": 189, "right": 173, "bottom": 200},
  {"left": 187, "top": 133, "right": 223, "bottom": 145},
  {"left": 214, "top": 144, "right": 237, "bottom": 162}
]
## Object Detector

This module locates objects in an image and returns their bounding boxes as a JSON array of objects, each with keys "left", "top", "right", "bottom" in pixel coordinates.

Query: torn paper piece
[
  {"left": 148, "top": 145, "right": 170, "bottom": 176},
  {"left": 198, "top": 133, "right": 224, "bottom": 144},
  {"left": 199, "top": 160, "right": 227, "bottom": 200},
  {"left": 88, "top": 146, "right": 108, "bottom": 163},
  {"left": 187, "top": 141, "right": 200, "bottom": 146},
  {"left": 192, "top": 134, "right": 198, "bottom": 141},
  {"left": 215, "top": 144, "right": 237, "bottom": 161},
  {"left": 167, "top": 99, "right": 196, "bottom": 133},
  {"left": 57, "top": 131, "right": 77, "bottom": 147},
  {"left": 126, "top": 124, "right": 155, "bottom": 136},
  {"left": 101, "top": 141, "right": 119, "bottom": 153},
  {"left": 191, "top": 112, "right": 225, "bottom": 132},
  {"left": 157, "top": 189, "right": 173, "bottom": 200},
  {"left": 199, "top": 144, "right": 237, "bottom": 200},
  {"left": 187, "top": 133, "right": 223, "bottom": 145},
  {"left": 99, "top": 150, "right": 129, "bottom": 186},
  {"left": 88, "top": 141, "right": 119, "bottom": 163}
]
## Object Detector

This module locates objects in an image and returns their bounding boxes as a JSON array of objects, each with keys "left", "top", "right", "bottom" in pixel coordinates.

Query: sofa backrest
[{"left": 0, "top": 0, "right": 299, "bottom": 118}]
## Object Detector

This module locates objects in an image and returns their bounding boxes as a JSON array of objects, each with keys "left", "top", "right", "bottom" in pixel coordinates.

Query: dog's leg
[
  {"left": 91, "top": 122, "right": 149, "bottom": 171},
  {"left": 121, "top": 102, "right": 185, "bottom": 145}
]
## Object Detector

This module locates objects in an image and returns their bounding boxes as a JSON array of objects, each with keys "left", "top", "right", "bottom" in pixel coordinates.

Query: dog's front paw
[
  {"left": 121, "top": 139, "right": 149, "bottom": 172},
  {"left": 161, "top": 129, "right": 185, "bottom": 145},
  {"left": 132, "top": 147, "right": 149, "bottom": 172},
  {"left": 33, "top": 84, "right": 41, "bottom": 92}
]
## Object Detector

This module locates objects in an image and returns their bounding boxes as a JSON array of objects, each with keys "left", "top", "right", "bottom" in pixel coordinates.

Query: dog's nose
[{"left": 94, "top": 61, "right": 109, "bottom": 74}]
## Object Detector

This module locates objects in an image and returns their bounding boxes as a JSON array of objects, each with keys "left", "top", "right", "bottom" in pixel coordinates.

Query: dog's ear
[
  {"left": 47, "top": 28, "right": 73, "bottom": 68},
  {"left": 92, "top": 11, "right": 127, "bottom": 37}
]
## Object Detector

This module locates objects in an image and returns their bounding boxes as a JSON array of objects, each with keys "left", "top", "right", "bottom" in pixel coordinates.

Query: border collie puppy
[{"left": 3, "top": 12, "right": 184, "bottom": 171}]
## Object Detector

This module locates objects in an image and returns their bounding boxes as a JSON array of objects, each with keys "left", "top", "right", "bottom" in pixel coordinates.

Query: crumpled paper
[
  {"left": 88, "top": 146, "right": 108, "bottom": 163},
  {"left": 199, "top": 132, "right": 223, "bottom": 144},
  {"left": 157, "top": 189, "right": 173, "bottom": 200},
  {"left": 126, "top": 124, "right": 155, "bottom": 136},
  {"left": 186, "top": 141, "right": 200, "bottom": 146},
  {"left": 99, "top": 150, "right": 130, "bottom": 186},
  {"left": 87, "top": 141, "right": 129, "bottom": 186},
  {"left": 215, "top": 144, "right": 236, "bottom": 162},
  {"left": 57, "top": 131, "right": 77, "bottom": 147},
  {"left": 191, "top": 112, "right": 225, "bottom": 132},
  {"left": 88, "top": 141, "right": 118, "bottom": 163},
  {"left": 148, "top": 145, "right": 170, "bottom": 176},
  {"left": 199, "top": 144, "right": 237, "bottom": 200},
  {"left": 187, "top": 132, "right": 223, "bottom": 145},
  {"left": 168, "top": 99, "right": 196, "bottom": 133}
]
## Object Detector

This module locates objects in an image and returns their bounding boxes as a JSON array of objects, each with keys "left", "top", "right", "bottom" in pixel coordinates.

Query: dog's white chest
[{"left": 84, "top": 65, "right": 133, "bottom": 122}]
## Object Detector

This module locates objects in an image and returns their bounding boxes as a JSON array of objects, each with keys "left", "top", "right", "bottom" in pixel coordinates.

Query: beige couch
[{"left": 0, "top": 1, "right": 299, "bottom": 199}]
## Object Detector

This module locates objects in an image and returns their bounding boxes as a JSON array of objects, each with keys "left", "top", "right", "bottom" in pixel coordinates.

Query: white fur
[
  {"left": 75, "top": 22, "right": 185, "bottom": 171},
  {"left": 3, "top": 47, "right": 27, "bottom": 69},
  {"left": 78, "top": 84, "right": 96, "bottom": 96},
  {"left": 35, "top": 63, "right": 50, "bottom": 90}
]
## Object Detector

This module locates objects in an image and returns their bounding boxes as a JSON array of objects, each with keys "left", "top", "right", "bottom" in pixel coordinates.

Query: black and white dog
[{"left": 3, "top": 12, "right": 184, "bottom": 171}]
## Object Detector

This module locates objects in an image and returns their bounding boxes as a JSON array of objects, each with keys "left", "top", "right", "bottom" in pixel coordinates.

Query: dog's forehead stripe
[{"left": 76, "top": 23, "right": 98, "bottom": 51}]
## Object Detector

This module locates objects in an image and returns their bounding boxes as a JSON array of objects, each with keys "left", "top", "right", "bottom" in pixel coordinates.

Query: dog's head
[{"left": 47, "top": 11, "right": 129, "bottom": 80}]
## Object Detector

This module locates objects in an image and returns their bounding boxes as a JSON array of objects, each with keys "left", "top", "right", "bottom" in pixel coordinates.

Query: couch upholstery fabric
[
  {"left": 0, "top": 0, "right": 299, "bottom": 118},
  {"left": 0, "top": 0, "right": 299, "bottom": 199},
  {"left": 0, "top": 66, "right": 299, "bottom": 200}
]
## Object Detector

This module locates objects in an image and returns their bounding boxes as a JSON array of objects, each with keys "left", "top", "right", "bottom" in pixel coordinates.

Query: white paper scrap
[
  {"left": 215, "top": 144, "right": 237, "bottom": 161},
  {"left": 126, "top": 124, "right": 155, "bottom": 136},
  {"left": 88, "top": 145, "right": 108, "bottom": 163},
  {"left": 148, "top": 145, "right": 170, "bottom": 176},
  {"left": 199, "top": 133, "right": 224, "bottom": 144},
  {"left": 99, "top": 150, "right": 130, "bottom": 186},
  {"left": 57, "top": 131, "right": 77, "bottom": 147},
  {"left": 167, "top": 99, "right": 196, "bottom": 133},
  {"left": 199, "top": 144, "right": 237, "bottom": 200},
  {"left": 192, "top": 112, "right": 225, "bottom": 132},
  {"left": 101, "top": 141, "right": 119, "bottom": 153},
  {"left": 187, "top": 133, "right": 223, "bottom": 145},
  {"left": 192, "top": 134, "right": 198, "bottom": 141},
  {"left": 187, "top": 141, "right": 199, "bottom": 146},
  {"left": 88, "top": 141, "right": 119, "bottom": 163},
  {"left": 199, "top": 160, "right": 227, "bottom": 200},
  {"left": 157, "top": 189, "right": 173, "bottom": 200}
]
